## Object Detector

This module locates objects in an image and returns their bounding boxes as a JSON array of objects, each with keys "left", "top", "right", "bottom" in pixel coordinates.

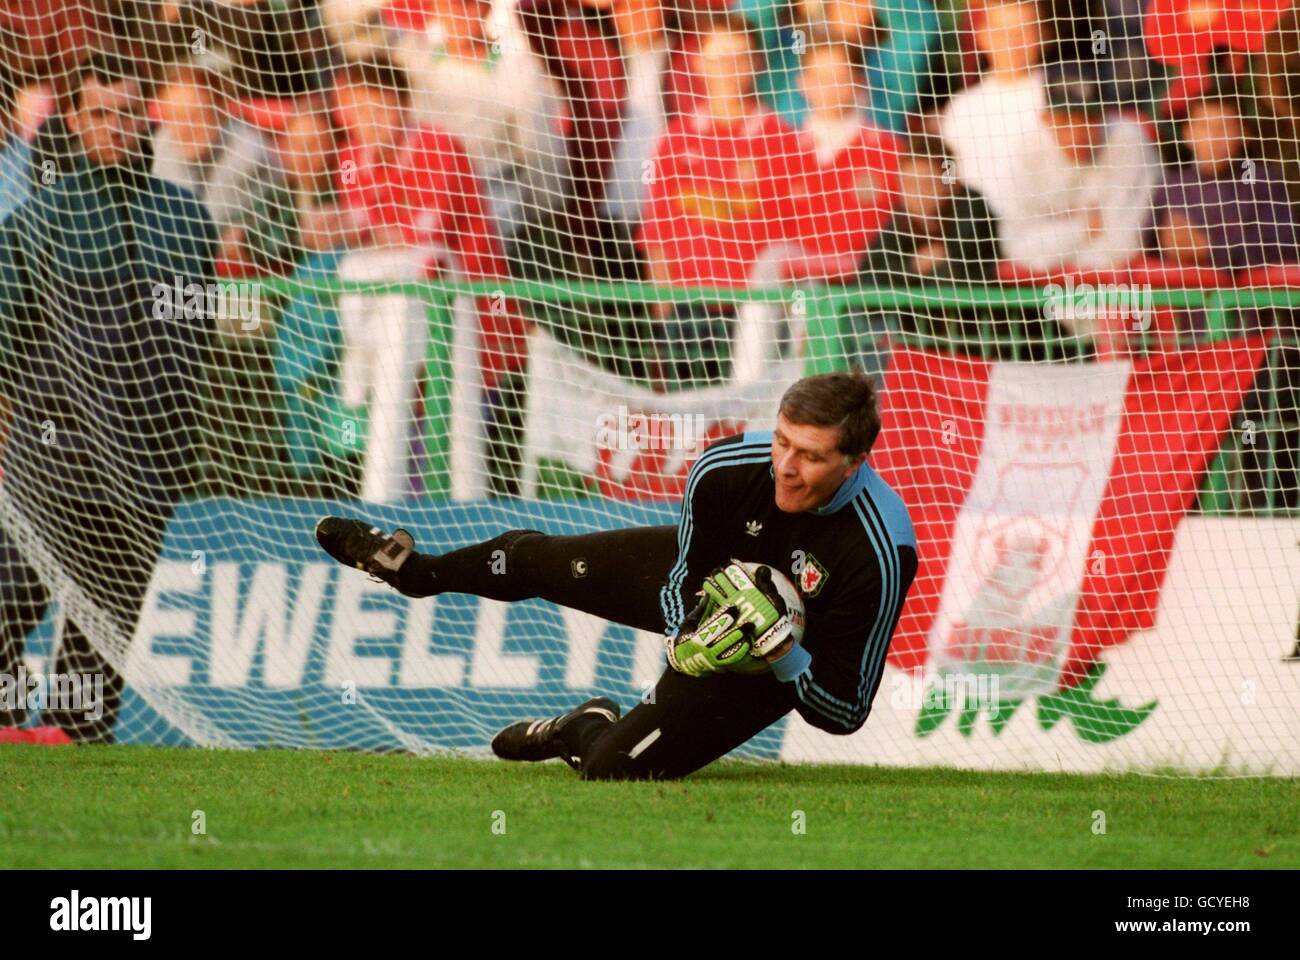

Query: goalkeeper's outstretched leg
[
  {"left": 315, "top": 516, "right": 679, "bottom": 632},
  {"left": 316, "top": 516, "right": 795, "bottom": 779}
]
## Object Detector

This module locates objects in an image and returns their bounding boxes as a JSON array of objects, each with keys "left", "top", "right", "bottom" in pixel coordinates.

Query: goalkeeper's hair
[{"left": 779, "top": 372, "right": 881, "bottom": 459}]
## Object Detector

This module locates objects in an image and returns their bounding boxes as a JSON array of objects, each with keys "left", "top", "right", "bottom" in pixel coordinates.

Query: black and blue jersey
[{"left": 659, "top": 431, "right": 918, "bottom": 735}]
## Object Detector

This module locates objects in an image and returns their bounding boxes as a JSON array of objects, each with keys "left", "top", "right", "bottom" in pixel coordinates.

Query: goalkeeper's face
[{"left": 772, "top": 414, "right": 867, "bottom": 513}]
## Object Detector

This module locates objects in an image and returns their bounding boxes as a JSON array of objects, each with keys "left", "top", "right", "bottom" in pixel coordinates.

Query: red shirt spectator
[
  {"left": 338, "top": 124, "right": 507, "bottom": 277},
  {"left": 791, "top": 118, "right": 902, "bottom": 263},
  {"left": 336, "top": 120, "right": 526, "bottom": 388},
  {"left": 638, "top": 108, "right": 805, "bottom": 287}
]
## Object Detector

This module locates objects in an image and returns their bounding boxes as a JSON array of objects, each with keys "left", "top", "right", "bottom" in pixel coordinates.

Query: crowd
[{"left": 0, "top": 0, "right": 1297, "bottom": 494}]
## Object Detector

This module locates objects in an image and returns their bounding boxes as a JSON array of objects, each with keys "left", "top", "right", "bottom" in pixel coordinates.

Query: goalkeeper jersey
[{"left": 660, "top": 431, "right": 918, "bottom": 734}]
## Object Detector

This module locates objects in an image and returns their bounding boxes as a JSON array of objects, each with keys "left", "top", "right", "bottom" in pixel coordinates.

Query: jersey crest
[{"left": 798, "top": 553, "right": 829, "bottom": 598}]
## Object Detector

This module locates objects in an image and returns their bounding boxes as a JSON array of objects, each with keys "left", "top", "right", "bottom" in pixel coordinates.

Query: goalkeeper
[{"left": 316, "top": 372, "right": 917, "bottom": 780}]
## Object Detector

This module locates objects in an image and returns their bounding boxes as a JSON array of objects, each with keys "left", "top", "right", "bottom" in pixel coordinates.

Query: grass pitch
[{"left": 1, "top": 745, "right": 1296, "bottom": 869}]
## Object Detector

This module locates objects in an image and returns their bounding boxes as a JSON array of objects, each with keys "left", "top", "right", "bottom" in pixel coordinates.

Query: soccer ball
[
  {"left": 741, "top": 561, "right": 806, "bottom": 644},
  {"left": 727, "top": 561, "right": 806, "bottom": 674}
]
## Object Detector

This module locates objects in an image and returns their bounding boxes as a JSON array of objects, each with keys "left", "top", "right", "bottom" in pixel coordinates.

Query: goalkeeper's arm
[{"left": 774, "top": 552, "right": 915, "bottom": 736}]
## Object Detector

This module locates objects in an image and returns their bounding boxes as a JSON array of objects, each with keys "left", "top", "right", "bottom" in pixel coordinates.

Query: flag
[{"left": 870, "top": 336, "right": 1270, "bottom": 696}]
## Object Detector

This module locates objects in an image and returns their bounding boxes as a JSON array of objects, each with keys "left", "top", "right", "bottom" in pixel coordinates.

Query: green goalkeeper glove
[
  {"left": 666, "top": 600, "right": 757, "bottom": 677},
  {"left": 698, "top": 562, "right": 791, "bottom": 658},
  {"left": 665, "top": 563, "right": 793, "bottom": 677}
]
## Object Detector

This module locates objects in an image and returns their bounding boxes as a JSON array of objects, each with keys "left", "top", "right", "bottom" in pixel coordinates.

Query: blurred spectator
[
  {"left": 0, "top": 73, "right": 51, "bottom": 221},
  {"left": 1250, "top": 4, "right": 1300, "bottom": 206},
  {"left": 995, "top": 61, "right": 1158, "bottom": 273},
  {"left": 272, "top": 103, "right": 350, "bottom": 257},
  {"left": 637, "top": 17, "right": 805, "bottom": 381},
  {"left": 1177, "top": 22, "right": 1300, "bottom": 511},
  {"left": 946, "top": 0, "right": 1157, "bottom": 110},
  {"left": 321, "top": 0, "right": 392, "bottom": 56},
  {"left": 3, "top": 0, "right": 187, "bottom": 187},
  {"left": 0, "top": 54, "right": 217, "bottom": 742},
  {"left": 377, "top": 0, "right": 569, "bottom": 239},
  {"left": 1092, "top": 0, "right": 1160, "bottom": 110},
  {"left": 793, "top": 41, "right": 901, "bottom": 264},
  {"left": 0, "top": 70, "right": 53, "bottom": 466},
  {"left": 515, "top": 0, "right": 628, "bottom": 266},
  {"left": 639, "top": 18, "right": 804, "bottom": 292},
  {"left": 0, "top": 1, "right": 184, "bottom": 93},
  {"left": 736, "top": 0, "right": 942, "bottom": 134},
  {"left": 273, "top": 56, "right": 526, "bottom": 498},
  {"left": 859, "top": 137, "right": 999, "bottom": 285},
  {"left": 332, "top": 56, "right": 514, "bottom": 285},
  {"left": 1151, "top": 95, "right": 1299, "bottom": 276},
  {"left": 1142, "top": 0, "right": 1292, "bottom": 119},
  {"left": 852, "top": 136, "right": 1000, "bottom": 370},
  {"left": 153, "top": 62, "right": 295, "bottom": 273},
  {"left": 939, "top": 0, "right": 1053, "bottom": 216},
  {"left": 603, "top": 0, "right": 675, "bottom": 223},
  {"left": 512, "top": 0, "right": 734, "bottom": 269},
  {"left": 175, "top": 0, "right": 333, "bottom": 97}
]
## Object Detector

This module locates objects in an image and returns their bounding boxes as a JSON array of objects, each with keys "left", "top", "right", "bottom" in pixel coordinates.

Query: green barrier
[
  {"left": 421, "top": 295, "right": 455, "bottom": 498},
  {"left": 254, "top": 276, "right": 1300, "bottom": 310},
  {"left": 248, "top": 278, "right": 1299, "bottom": 515}
]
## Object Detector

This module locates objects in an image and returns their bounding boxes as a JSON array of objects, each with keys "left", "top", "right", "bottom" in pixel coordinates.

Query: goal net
[{"left": 0, "top": 0, "right": 1296, "bottom": 774}]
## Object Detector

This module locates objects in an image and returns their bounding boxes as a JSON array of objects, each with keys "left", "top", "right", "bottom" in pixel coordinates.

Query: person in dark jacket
[
  {"left": 859, "top": 140, "right": 1000, "bottom": 285},
  {"left": 0, "top": 55, "right": 217, "bottom": 744},
  {"left": 852, "top": 136, "right": 1001, "bottom": 369}
]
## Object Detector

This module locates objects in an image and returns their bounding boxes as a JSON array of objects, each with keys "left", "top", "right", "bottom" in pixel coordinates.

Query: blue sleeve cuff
[{"left": 770, "top": 644, "right": 812, "bottom": 683}]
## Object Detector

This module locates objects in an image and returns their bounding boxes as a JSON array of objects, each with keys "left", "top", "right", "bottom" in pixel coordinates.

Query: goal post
[{"left": 0, "top": 0, "right": 1296, "bottom": 773}]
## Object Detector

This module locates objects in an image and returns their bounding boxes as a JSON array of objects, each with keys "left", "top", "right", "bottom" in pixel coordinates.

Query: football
[{"left": 725, "top": 561, "right": 806, "bottom": 674}]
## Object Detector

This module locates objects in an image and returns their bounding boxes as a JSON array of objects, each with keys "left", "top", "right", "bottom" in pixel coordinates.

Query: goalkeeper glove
[
  {"left": 665, "top": 563, "right": 796, "bottom": 676},
  {"left": 699, "top": 562, "right": 793, "bottom": 658},
  {"left": 666, "top": 598, "right": 757, "bottom": 677}
]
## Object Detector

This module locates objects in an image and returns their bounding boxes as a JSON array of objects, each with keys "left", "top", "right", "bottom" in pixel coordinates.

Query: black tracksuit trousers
[{"left": 396, "top": 526, "right": 797, "bottom": 780}]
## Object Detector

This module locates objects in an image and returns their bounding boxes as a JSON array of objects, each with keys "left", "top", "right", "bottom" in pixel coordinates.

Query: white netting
[{"left": 0, "top": 0, "right": 1295, "bottom": 773}]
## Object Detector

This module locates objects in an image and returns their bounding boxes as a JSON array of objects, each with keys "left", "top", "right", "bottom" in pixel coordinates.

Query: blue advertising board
[{"left": 23, "top": 499, "right": 788, "bottom": 759}]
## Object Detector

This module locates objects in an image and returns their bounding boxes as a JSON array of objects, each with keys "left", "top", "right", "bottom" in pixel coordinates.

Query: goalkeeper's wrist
[{"left": 768, "top": 644, "right": 811, "bottom": 683}]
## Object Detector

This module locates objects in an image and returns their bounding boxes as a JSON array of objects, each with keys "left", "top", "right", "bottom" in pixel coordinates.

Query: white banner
[
  {"left": 520, "top": 327, "right": 802, "bottom": 497},
  {"left": 781, "top": 517, "right": 1300, "bottom": 775},
  {"left": 928, "top": 361, "right": 1131, "bottom": 699}
]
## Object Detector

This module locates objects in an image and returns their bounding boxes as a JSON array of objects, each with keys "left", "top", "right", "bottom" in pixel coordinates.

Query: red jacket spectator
[
  {"left": 337, "top": 125, "right": 527, "bottom": 388},
  {"left": 638, "top": 107, "right": 805, "bottom": 288},
  {"left": 789, "top": 121, "right": 902, "bottom": 262}
]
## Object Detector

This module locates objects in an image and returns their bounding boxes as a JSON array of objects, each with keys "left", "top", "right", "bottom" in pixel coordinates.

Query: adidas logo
[{"left": 745, "top": 520, "right": 762, "bottom": 537}]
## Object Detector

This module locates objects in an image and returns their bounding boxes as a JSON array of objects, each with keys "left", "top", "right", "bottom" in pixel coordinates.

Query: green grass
[{"left": 1, "top": 745, "right": 1296, "bottom": 869}]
